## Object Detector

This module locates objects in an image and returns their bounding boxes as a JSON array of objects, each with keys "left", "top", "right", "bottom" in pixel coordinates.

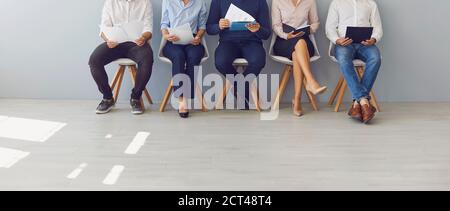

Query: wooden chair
[
  {"left": 110, "top": 58, "right": 153, "bottom": 111},
  {"left": 327, "top": 43, "right": 381, "bottom": 112},
  {"left": 269, "top": 34, "right": 321, "bottom": 111},
  {"left": 214, "top": 58, "right": 262, "bottom": 112},
  {"left": 158, "top": 38, "right": 209, "bottom": 112}
]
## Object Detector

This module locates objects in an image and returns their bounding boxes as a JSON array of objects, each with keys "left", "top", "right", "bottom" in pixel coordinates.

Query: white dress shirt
[
  {"left": 326, "top": 0, "right": 383, "bottom": 44},
  {"left": 100, "top": 0, "right": 153, "bottom": 35}
]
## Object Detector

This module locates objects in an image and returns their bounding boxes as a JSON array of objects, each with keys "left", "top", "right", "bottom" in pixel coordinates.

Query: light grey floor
[{"left": 0, "top": 99, "right": 449, "bottom": 191}]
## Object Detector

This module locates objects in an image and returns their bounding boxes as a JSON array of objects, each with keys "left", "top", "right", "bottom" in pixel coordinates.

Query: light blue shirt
[{"left": 161, "top": 0, "right": 208, "bottom": 34}]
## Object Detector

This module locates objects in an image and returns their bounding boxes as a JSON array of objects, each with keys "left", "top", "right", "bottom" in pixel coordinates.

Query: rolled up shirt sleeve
[
  {"left": 142, "top": 0, "right": 153, "bottom": 34},
  {"left": 309, "top": 0, "right": 320, "bottom": 34},
  {"left": 254, "top": 0, "right": 271, "bottom": 40},
  {"left": 325, "top": 0, "right": 340, "bottom": 44},
  {"left": 100, "top": 0, "right": 113, "bottom": 36},
  {"left": 198, "top": 1, "right": 208, "bottom": 30},
  {"left": 271, "top": 0, "right": 288, "bottom": 40},
  {"left": 370, "top": 2, "right": 383, "bottom": 42},
  {"left": 160, "top": 0, "right": 170, "bottom": 30}
]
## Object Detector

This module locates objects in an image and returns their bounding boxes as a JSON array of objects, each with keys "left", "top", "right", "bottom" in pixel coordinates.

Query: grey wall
[{"left": 1, "top": 0, "right": 449, "bottom": 102}]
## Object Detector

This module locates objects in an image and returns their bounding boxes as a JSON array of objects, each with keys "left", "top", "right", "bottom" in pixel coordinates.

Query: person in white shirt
[
  {"left": 89, "top": 0, "right": 154, "bottom": 115},
  {"left": 326, "top": 0, "right": 383, "bottom": 124}
]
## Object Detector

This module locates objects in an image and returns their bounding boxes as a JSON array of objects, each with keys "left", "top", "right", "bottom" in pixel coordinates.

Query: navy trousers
[
  {"left": 163, "top": 42, "right": 205, "bottom": 98},
  {"left": 215, "top": 40, "right": 266, "bottom": 103}
]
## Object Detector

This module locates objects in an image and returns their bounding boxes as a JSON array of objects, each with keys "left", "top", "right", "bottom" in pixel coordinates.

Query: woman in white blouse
[{"left": 272, "top": 0, "right": 327, "bottom": 116}]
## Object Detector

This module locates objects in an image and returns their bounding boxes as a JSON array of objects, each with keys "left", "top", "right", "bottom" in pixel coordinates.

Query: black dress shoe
[{"left": 178, "top": 111, "right": 190, "bottom": 119}]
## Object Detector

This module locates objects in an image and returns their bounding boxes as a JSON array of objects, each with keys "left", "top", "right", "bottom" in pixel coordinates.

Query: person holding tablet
[
  {"left": 206, "top": 0, "right": 271, "bottom": 110},
  {"left": 326, "top": 0, "right": 383, "bottom": 124},
  {"left": 89, "top": 0, "right": 154, "bottom": 115},
  {"left": 161, "top": 0, "right": 208, "bottom": 118},
  {"left": 272, "top": 0, "right": 327, "bottom": 117}
]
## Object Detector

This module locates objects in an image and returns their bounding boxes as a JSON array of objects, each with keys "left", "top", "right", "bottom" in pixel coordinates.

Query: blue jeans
[{"left": 335, "top": 43, "right": 382, "bottom": 101}]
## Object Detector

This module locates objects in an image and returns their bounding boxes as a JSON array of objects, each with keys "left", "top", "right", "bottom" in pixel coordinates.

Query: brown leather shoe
[
  {"left": 348, "top": 103, "right": 363, "bottom": 122},
  {"left": 361, "top": 104, "right": 376, "bottom": 124}
]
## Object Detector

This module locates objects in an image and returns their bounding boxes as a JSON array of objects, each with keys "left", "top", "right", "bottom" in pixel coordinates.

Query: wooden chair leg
[
  {"left": 303, "top": 78, "right": 320, "bottom": 111},
  {"left": 160, "top": 80, "right": 173, "bottom": 112},
  {"left": 328, "top": 76, "right": 344, "bottom": 106},
  {"left": 113, "top": 67, "right": 126, "bottom": 103},
  {"left": 215, "top": 79, "right": 232, "bottom": 110},
  {"left": 143, "top": 90, "right": 153, "bottom": 105},
  {"left": 250, "top": 81, "right": 261, "bottom": 112},
  {"left": 370, "top": 91, "right": 381, "bottom": 112},
  {"left": 272, "top": 65, "right": 292, "bottom": 111},
  {"left": 129, "top": 65, "right": 153, "bottom": 107},
  {"left": 111, "top": 66, "right": 125, "bottom": 91},
  {"left": 334, "top": 80, "right": 347, "bottom": 112}
]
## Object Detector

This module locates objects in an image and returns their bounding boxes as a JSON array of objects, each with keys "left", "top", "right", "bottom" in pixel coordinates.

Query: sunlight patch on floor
[
  {"left": 0, "top": 147, "right": 30, "bottom": 168},
  {"left": 0, "top": 116, "right": 66, "bottom": 142}
]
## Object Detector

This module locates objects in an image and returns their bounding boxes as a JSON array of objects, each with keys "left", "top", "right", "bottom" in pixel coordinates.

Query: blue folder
[{"left": 230, "top": 21, "right": 253, "bottom": 31}]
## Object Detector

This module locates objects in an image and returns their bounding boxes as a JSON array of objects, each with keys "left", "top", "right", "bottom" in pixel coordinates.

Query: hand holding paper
[
  {"left": 101, "top": 21, "right": 145, "bottom": 43},
  {"left": 224, "top": 4, "right": 257, "bottom": 31},
  {"left": 168, "top": 23, "right": 194, "bottom": 45}
]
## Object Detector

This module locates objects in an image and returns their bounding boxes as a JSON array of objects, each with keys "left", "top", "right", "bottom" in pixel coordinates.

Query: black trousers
[{"left": 88, "top": 42, "right": 154, "bottom": 100}]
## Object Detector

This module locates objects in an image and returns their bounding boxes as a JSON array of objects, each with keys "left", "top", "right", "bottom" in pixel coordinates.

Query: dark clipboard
[{"left": 345, "top": 27, "right": 374, "bottom": 43}]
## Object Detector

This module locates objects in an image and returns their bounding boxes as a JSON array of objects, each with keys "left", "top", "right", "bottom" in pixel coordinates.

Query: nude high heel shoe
[
  {"left": 292, "top": 100, "right": 303, "bottom": 117},
  {"left": 306, "top": 83, "right": 327, "bottom": 95}
]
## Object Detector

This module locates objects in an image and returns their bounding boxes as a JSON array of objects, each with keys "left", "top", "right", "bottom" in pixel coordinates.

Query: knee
[
  {"left": 186, "top": 54, "right": 203, "bottom": 66},
  {"left": 247, "top": 57, "right": 266, "bottom": 70},
  {"left": 295, "top": 39, "right": 307, "bottom": 49},
  {"left": 88, "top": 53, "right": 102, "bottom": 68},
  {"left": 215, "top": 56, "right": 231, "bottom": 72},
  {"left": 366, "top": 51, "right": 382, "bottom": 65},
  {"left": 169, "top": 51, "right": 186, "bottom": 64},
  {"left": 336, "top": 50, "right": 354, "bottom": 65}
]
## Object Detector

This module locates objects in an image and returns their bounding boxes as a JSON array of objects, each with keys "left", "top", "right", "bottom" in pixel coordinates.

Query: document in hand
[
  {"left": 168, "top": 23, "right": 194, "bottom": 45},
  {"left": 225, "top": 4, "right": 256, "bottom": 31},
  {"left": 345, "top": 27, "right": 374, "bottom": 43},
  {"left": 101, "top": 21, "right": 145, "bottom": 43}
]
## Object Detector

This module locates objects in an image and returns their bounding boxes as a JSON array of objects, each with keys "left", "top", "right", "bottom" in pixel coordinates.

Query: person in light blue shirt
[{"left": 161, "top": 0, "right": 208, "bottom": 118}]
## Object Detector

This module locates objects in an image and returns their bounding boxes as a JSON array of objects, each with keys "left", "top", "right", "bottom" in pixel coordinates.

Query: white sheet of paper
[
  {"left": 101, "top": 21, "right": 145, "bottom": 43},
  {"left": 101, "top": 26, "right": 129, "bottom": 43},
  {"left": 168, "top": 23, "right": 194, "bottom": 45},
  {"left": 121, "top": 21, "right": 145, "bottom": 41},
  {"left": 225, "top": 4, "right": 255, "bottom": 22}
]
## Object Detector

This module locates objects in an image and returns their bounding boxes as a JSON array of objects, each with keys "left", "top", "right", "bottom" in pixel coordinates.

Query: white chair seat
[
  {"left": 114, "top": 58, "right": 137, "bottom": 66},
  {"left": 233, "top": 58, "right": 248, "bottom": 66},
  {"left": 330, "top": 56, "right": 366, "bottom": 67}
]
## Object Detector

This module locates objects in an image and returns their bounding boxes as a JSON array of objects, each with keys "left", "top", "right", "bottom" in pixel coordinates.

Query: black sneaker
[
  {"left": 130, "top": 99, "right": 144, "bottom": 115},
  {"left": 96, "top": 99, "right": 115, "bottom": 114}
]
